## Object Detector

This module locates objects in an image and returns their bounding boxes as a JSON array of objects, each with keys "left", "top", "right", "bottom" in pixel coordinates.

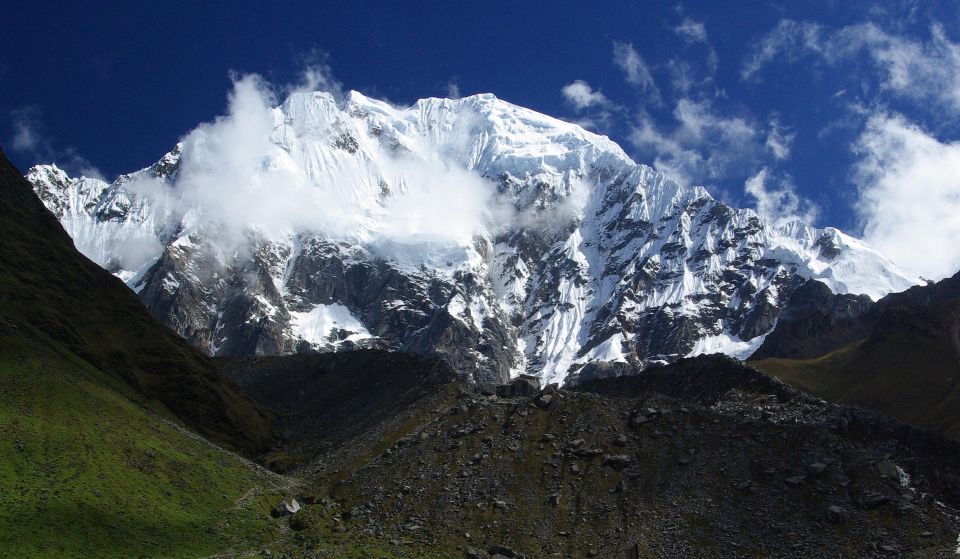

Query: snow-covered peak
[
  {"left": 770, "top": 220, "right": 919, "bottom": 300},
  {"left": 282, "top": 88, "right": 633, "bottom": 179},
  {"left": 25, "top": 87, "right": 921, "bottom": 384},
  {"left": 26, "top": 163, "right": 71, "bottom": 190}
]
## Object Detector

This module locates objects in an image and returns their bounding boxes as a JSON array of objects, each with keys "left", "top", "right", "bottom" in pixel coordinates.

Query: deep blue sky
[{"left": 4, "top": 0, "right": 960, "bottom": 265}]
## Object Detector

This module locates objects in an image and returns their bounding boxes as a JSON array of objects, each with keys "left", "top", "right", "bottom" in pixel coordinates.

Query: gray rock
[
  {"left": 477, "top": 383, "right": 497, "bottom": 396},
  {"left": 876, "top": 460, "right": 903, "bottom": 484},
  {"left": 858, "top": 491, "right": 891, "bottom": 510},
  {"left": 534, "top": 393, "right": 555, "bottom": 409},
  {"left": 271, "top": 498, "right": 301, "bottom": 517},
  {"left": 827, "top": 505, "right": 849, "bottom": 523},
  {"left": 488, "top": 545, "right": 526, "bottom": 559},
  {"left": 603, "top": 454, "right": 632, "bottom": 469},
  {"left": 785, "top": 475, "right": 806, "bottom": 486},
  {"left": 495, "top": 375, "right": 540, "bottom": 398}
]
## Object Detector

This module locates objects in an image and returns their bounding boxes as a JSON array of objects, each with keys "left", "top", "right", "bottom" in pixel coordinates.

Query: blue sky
[{"left": 3, "top": 1, "right": 959, "bottom": 278}]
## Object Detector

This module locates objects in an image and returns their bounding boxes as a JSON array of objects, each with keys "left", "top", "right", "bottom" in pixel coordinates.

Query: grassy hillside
[
  {"left": 0, "top": 149, "right": 272, "bottom": 455},
  {"left": 0, "top": 325, "right": 287, "bottom": 558},
  {"left": 753, "top": 297, "right": 960, "bottom": 440}
]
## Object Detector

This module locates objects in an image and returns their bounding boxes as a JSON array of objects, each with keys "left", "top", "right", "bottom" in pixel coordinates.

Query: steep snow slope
[{"left": 27, "top": 90, "right": 918, "bottom": 384}]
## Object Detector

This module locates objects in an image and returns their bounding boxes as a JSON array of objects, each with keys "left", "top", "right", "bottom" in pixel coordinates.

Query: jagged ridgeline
[{"left": 27, "top": 90, "right": 917, "bottom": 384}]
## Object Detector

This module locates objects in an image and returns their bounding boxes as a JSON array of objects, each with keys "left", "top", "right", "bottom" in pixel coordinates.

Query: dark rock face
[
  {"left": 141, "top": 236, "right": 516, "bottom": 383},
  {"left": 750, "top": 279, "right": 875, "bottom": 360},
  {"left": 752, "top": 272, "right": 960, "bottom": 362},
  {"left": 571, "top": 354, "right": 799, "bottom": 404}
]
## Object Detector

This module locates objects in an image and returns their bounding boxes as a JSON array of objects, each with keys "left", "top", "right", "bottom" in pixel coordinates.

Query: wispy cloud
[
  {"left": 613, "top": 41, "right": 661, "bottom": 105},
  {"left": 744, "top": 167, "right": 817, "bottom": 227},
  {"left": 7, "top": 105, "right": 103, "bottom": 179},
  {"left": 671, "top": 18, "right": 718, "bottom": 82},
  {"left": 446, "top": 80, "right": 461, "bottom": 99},
  {"left": 286, "top": 48, "right": 345, "bottom": 100},
  {"left": 628, "top": 98, "right": 769, "bottom": 187},
  {"left": 742, "top": 20, "right": 960, "bottom": 113},
  {"left": 765, "top": 115, "right": 794, "bottom": 160},
  {"left": 674, "top": 18, "right": 708, "bottom": 45},
  {"left": 11, "top": 106, "right": 42, "bottom": 153}
]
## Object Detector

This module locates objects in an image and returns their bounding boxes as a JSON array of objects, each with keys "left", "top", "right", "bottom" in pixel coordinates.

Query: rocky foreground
[{"left": 219, "top": 353, "right": 960, "bottom": 558}]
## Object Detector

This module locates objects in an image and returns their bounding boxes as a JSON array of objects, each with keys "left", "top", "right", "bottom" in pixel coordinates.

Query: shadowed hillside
[
  {"left": 752, "top": 273, "right": 960, "bottom": 440},
  {"left": 0, "top": 149, "right": 273, "bottom": 455},
  {"left": 0, "top": 148, "right": 286, "bottom": 557}
]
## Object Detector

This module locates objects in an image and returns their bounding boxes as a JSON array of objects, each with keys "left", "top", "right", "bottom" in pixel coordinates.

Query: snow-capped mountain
[{"left": 27, "top": 90, "right": 919, "bottom": 384}]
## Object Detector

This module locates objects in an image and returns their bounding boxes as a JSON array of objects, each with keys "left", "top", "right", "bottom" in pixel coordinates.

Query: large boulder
[
  {"left": 272, "top": 497, "right": 301, "bottom": 517},
  {"left": 495, "top": 374, "right": 540, "bottom": 398}
]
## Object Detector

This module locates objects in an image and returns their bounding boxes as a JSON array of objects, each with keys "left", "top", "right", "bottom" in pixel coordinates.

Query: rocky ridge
[{"left": 218, "top": 351, "right": 960, "bottom": 558}]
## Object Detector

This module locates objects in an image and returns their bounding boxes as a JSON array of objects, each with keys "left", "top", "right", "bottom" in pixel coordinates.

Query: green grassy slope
[
  {"left": 0, "top": 149, "right": 272, "bottom": 455},
  {"left": 0, "top": 326, "right": 285, "bottom": 558}
]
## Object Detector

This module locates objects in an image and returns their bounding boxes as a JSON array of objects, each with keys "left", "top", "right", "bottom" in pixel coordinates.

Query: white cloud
[
  {"left": 127, "top": 73, "right": 508, "bottom": 261},
  {"left": 671, "top": 18, "right": 718, "bottom": 82},
  {"left": 765, "top": 115, "right": 794, "bottom": 160},
  {"left": 613, "top": 42, "right": 661, "bottom": 104},
  {"left": 629, "top": 98, "right": 765, "bottom": 186},
  {"left": 628, "top": 116, "right": 698, "bottom": 187},
  {"left": 561, "top": 80, "right": 608, "bottom": 110},
  {"left": 665, "top": 59, "right": 696, "bottom": 94},
  {"left": 674, "top": 18, "right": 708, "bottom": 44},
  {"left": 742, "top": 20, "right": 960, "bottom": 112},
  {"left": 853, "top": 113, "right": 960, "bottom": 280},
  {"left": 741, "top": 19, "right": 823, "bottom": 80},
  {"left": 744, "top": 167, "right": 817, "bottom": 227}
]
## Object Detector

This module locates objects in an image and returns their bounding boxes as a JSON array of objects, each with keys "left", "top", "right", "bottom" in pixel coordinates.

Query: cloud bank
[{"left": 854, "top": 113, "right": 960, "bottom": 280}]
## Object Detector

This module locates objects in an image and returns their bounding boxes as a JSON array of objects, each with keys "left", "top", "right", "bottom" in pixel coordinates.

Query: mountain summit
[{"left": 27, "top": 90, "right": 918, "bottom": 384}]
